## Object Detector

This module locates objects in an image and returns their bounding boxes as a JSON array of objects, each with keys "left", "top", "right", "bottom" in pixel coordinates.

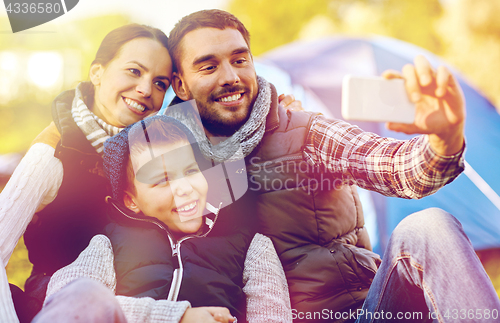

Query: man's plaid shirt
[{"left": 303, "top": 116, "right": 465, "bottom": 199}]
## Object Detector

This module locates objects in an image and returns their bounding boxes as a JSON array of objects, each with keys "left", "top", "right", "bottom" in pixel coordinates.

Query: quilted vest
[{"left": 247, "top": 104, "right": 380, "bottom": 322}]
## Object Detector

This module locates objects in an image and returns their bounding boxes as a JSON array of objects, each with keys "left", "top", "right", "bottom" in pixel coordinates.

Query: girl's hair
[
  {"left": 103, "top": 115, "right": 210, "bottom": 201},
  {"left": 126, "top": 119, "right": 190, "bottom": 195},
  {"left": 92, "top": 23, "right": 169, "bottom": 67}
]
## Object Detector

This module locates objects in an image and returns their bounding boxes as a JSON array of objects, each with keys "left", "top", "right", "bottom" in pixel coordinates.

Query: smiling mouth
[
  {"left": 174, "top": 200, "right": 200, "bottom": 218},
  {"left": 124, "top": 97, "right": 146, "bottom": 113},
  {"left": 215, "top": 93, "right": 242, "bottom": 103},
  {"left": 176, "top": 201, "right": 197, "bottom": 212}
]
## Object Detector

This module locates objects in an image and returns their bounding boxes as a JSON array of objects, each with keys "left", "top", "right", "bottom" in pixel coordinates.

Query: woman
[{"left": 0, "top": 23, "right": 172, "bottom": 322}]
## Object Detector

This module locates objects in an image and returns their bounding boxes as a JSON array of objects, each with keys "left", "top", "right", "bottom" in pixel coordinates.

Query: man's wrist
[
  {"left": 428, "top": 127, "right": 465, "bottom": 156},
  {"left": 421, "top": 134, "right": 465, "bottom": 181}
]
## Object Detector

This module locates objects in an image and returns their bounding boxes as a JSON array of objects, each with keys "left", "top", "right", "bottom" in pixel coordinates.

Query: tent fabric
[{"left": 258, "top": 36, "right": 500, "bottom": 254}]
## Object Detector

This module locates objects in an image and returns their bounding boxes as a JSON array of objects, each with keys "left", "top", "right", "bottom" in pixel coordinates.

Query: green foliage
[
  {"left": 56, "top": 15, "right": 132, "bottom": 80},
  {"left": 371, "top": 0, "right": 443, "bottom": 54},
  {"left": 229, "top": 0, "right": 329, "bottom": 55},
  {"left": 438, "top": 0, "right": 500, "bottom": 108},
  {"left": 0, "top": 102, "right": 52, "bottom": 154},
  {"left": 228, "top": 0, "right": 444, "bottom": 55},
  {"left": 463, "top": 0, "right": 500, "bottom": 35},
  {"left": 0, "top": 14, "right": 131, "bottom": 154}
]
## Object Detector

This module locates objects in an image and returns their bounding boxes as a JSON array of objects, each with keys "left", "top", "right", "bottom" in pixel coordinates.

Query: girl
[{"left": 37, "top": 116, "right": 291, "bottom": 323}]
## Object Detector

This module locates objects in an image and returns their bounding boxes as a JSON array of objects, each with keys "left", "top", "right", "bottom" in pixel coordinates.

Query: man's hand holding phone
[
  {"left": 383, "top": 55, "right": 465, "bottom": 156},
  {"left": 342, "top": 55, "right": 465, "bottom": 156}
]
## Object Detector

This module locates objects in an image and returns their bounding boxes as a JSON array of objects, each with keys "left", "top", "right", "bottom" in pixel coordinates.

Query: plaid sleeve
[{"left": 303, "top": 115, "right": 465, "bottom": 199}]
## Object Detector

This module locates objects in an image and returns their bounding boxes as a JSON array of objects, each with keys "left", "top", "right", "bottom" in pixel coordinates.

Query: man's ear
[
  {"left": 89, "top": 63, "right": 104, "bottom": 86},
  {"left": 123, "top": 191, "right": 141, "bottom": 214},
  {"left": 172, "top": 72, "right": 190, "bottom": 101}
]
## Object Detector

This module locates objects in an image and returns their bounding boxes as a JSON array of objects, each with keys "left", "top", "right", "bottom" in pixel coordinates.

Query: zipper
[{"left": 109, "top": 199, "right": 221, "bottom": 301}]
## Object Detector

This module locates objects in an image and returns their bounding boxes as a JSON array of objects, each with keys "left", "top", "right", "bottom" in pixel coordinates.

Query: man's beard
[
  {"left": 191, "top": 85, "right": 255, "bottom": 137},
  {"left": 196, "top": 101, "right": 249, "bottom": 137}
]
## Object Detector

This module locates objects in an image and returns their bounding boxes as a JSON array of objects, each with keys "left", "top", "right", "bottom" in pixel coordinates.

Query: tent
[{"left": 257, "top": 36, "right": 500, "bottom": 255}]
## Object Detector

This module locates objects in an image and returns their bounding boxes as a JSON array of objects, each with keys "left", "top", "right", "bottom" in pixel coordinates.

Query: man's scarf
[
  {"left": 71, "top": 83, "right": 123, "bottom": 155},
  {"left": 165, "top": 76, "right": 271, "bottom": 163}
]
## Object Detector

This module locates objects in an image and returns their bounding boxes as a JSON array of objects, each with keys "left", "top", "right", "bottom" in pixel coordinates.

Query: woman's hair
[{"left": 92, "top": 23, "right": 169, "bottom": 68}]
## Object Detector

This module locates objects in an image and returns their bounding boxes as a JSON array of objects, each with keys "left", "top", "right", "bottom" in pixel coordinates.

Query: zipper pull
[
  {"left": 205, "top": 217, "right": 214, "bottom": 229},
  {"left": 171, "top": 244, "right": 180, "bottom": 269},
  {"left": 205, "top": 202, "right": 222, "bottom": 216}
]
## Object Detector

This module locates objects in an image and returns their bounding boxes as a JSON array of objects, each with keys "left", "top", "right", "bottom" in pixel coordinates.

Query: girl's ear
[
  {"left": 123, "top": 191, "right": 141, "bottom": 214},
  {"left": 89, "top": 63, "right": 104, "bottom": 86},
  {"left": 171, "top": 72, "right": 190, "bottom": 101}
]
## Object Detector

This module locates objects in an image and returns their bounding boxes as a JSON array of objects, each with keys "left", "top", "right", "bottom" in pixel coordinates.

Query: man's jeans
[{"left": 356, "top": 208, "right": 500, "bottom": 323}]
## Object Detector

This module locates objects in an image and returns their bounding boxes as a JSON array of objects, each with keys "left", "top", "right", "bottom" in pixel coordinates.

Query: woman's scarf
[{"left": 71, "top": 83, "right": 123, "bottom": 155}]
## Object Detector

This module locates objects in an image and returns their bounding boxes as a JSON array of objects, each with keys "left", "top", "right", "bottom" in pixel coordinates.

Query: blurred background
[{"left": 1, "top": 0, "right": 499, "bottom": 297}]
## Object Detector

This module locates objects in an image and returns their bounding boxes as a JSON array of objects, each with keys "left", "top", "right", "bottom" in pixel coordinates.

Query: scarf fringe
[{"left": 71, "top": 83, "right": 123, "bottom": 155}]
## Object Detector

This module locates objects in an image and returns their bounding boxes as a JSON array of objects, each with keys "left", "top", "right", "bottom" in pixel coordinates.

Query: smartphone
[{"left": 341, "top": 75, "right": 416, "bottom": 123}]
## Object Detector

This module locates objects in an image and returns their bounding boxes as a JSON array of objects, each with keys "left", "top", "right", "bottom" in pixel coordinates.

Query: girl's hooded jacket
[
  {"left": 104, "top": 197, "right": 250, "bottom": 321},
  {"left": 42, "top": 114, "right": 292, "bottom": 322},
  {"left": 43, "top": 196, "right": 292, "bottom": 323}
]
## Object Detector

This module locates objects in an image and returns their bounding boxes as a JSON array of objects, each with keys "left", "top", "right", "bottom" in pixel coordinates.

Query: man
[{"left": 165, "top": 9, "right": 499, "bottom": 322}]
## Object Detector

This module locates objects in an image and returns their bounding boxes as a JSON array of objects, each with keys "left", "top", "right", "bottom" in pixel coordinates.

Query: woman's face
[
  {"left": 125, "top": 140, "right": 209, "bottom": 237},
  {"left": 90, "top": 38, "right": 172, "bottom": 127}
]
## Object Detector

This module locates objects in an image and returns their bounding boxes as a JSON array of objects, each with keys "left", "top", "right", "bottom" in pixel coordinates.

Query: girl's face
[
  {"left": 90, "top": 38, "right": 172, "bottom": 127},
  {"left": 125, "top": 140, "right": 209, "bottom": 237}
]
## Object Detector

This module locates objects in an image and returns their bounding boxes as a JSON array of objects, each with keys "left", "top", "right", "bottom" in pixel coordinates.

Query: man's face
[{"left": 173, "top": 28, "right": 258, "bottom": 137}]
